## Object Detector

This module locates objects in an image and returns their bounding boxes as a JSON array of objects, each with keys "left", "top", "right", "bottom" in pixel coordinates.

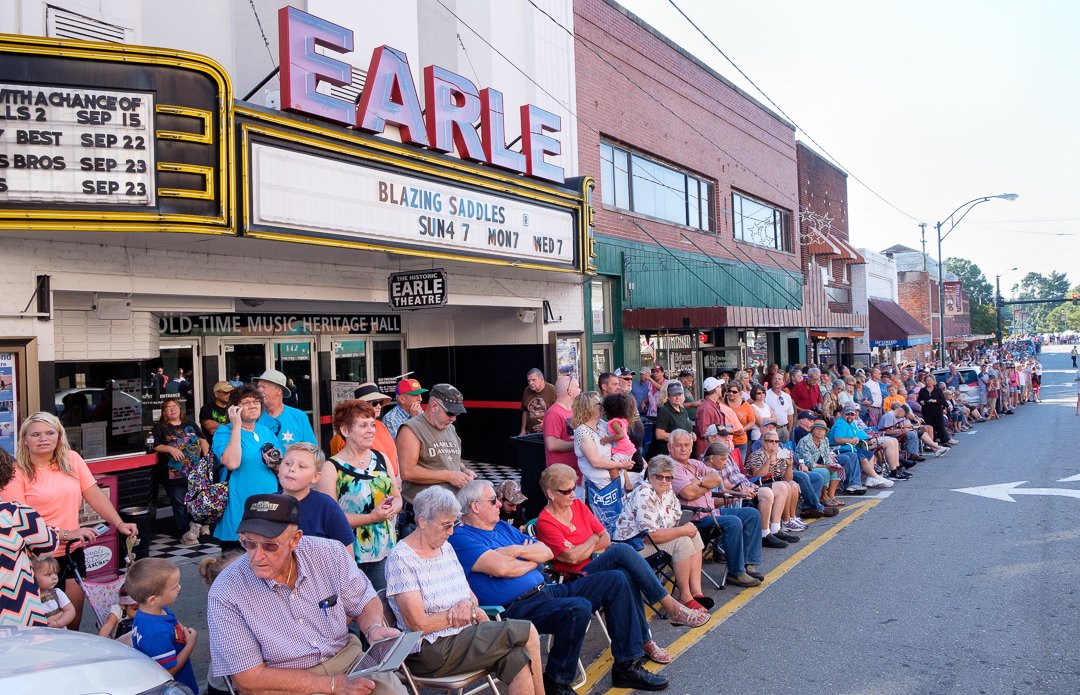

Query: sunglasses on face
[
  {"left": 437, "top": 519, "right": 462, "bottom": 532},
  {"left": 239, "top": 537, "right": 284, "bottom": 553},
  {"left": 763, "top": 439, "right": 780, "bottom": 443},
  {"left": 555, "top": 487, "right": 575, "bottom": 496},
  {"left": 651, "top": 474, "right": 674, "bottom": 482}
]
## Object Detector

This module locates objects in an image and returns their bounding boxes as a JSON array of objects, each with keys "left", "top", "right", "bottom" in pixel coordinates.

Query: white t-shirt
[
  {"left": 764, "top": 390, "right": 793, "bottom": 426},
  {"left": 574, "top": 423, "right": 614, "bottom": 488}
]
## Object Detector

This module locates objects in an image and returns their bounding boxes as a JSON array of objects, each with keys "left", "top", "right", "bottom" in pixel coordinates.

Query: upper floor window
[
  {"left": 732, "top": 191, "right": 792, "bottom": 252},
  {"left": 600, "top": 142, "right": 711, "bottom": 231}
]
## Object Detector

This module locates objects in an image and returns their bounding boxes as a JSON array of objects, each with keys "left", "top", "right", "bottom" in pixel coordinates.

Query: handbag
[{"left": 184, "top": 454, "right": 229, "bottom": 525}]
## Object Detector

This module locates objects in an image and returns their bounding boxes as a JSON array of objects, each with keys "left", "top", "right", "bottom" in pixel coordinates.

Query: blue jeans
[
  {"left": 793, "top": 469, "right": 824, "bottom": 512},
  {"left": 694, "top": 506, "right": 761, "bottom": 575},
  {"left": 584, "top": 542, "right": 662, "bottom": 643},
  {"left": 505, "top": 569, "right": 645, "bottom": 685},
  {"left": 836, "top": 451, "right": 861, "bottom": 488},
  {"left": 162, "top": 479, "right": 190, "bottom": 534},
  {"left": 901, "top": 430, "right": 920, "bottom": 455}
]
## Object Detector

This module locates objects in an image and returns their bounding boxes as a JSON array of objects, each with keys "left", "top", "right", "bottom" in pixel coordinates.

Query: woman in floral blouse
[
  {"left": 614, "top": 456, "right": 707, "bottom": 610},
  {"left": 317, "top": 399, "right": 402, "bottom": 590}
]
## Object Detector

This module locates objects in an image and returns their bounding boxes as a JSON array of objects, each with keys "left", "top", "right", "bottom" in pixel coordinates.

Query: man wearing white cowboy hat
[{"left": 255, "top": 369, "right": 317, "bottom": 446}]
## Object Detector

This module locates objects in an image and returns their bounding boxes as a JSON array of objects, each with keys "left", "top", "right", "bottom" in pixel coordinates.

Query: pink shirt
[
  {"left": 1, "top": 452, "right": 97, "bottom": 553},
  {"left": 607, "top": 417, "right": 635, "bottom": 457}
]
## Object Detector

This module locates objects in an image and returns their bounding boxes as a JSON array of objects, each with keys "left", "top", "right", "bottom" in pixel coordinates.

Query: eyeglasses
[
  {"left": 438, "top": 519, "right": 462, "bottom": 532},
  {"left": 763, "top": 439, "right": 780, "bottom": 443},
  {"left": 556, "top": 487, "right": 575, "bottom": 496},
  {"left": 239, "top": 537, "right": 283, "bottom": 553},
  {"left": 651, "top": 474, "right": 674, "bottom": 481},
  {"left": 479, "top": 496, "right": 499, "bottom": 506},
  {"left": 621, "top": 377, "right": 633, "bottom": 381},
  {"left": 239, "top": 399, "right": 260, "bottom": 407}
]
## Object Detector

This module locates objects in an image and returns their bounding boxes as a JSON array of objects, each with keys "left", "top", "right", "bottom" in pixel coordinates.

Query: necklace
[
  {"left": 551, "top": 508, "right": 576, "bottom": 533},
  {"left": 283, "top": 557, "right": 296, "bottom": 587}
]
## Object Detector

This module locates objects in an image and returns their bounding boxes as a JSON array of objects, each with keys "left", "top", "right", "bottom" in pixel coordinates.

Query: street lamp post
[
  {"left": 934, "top": 193, "right": 1019, "bottom": 361},
  {"left": 995, "top": 267, "right": 1018, "bottom": 347}
]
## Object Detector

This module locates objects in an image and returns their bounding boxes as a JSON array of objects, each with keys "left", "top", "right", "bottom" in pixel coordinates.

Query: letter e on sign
[
  {"left": 278, "top": 6, "right": 356, "bottom": 126},
  {"left": 520, "top": 105, "right": 563, "bottom": 183}
]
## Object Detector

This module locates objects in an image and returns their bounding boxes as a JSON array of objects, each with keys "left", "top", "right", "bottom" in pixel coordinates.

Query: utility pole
[
  {"left": 995, "top": 274, "right": 1004, "bottom": 346},
  {"left": 919, "top": 223, "right": 928, "bottom": 271}
]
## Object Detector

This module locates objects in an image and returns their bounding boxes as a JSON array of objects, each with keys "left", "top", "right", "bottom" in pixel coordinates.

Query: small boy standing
[
  {"left": 278, "top": 442, "right": 353, "bottom": 547},
  {"left": 126, "top": 558, "right": 199, "bottom": 694}
]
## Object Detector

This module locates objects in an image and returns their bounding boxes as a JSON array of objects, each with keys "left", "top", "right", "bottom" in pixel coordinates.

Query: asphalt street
[{"left": 622, "top": 344, "right": 1080, "bottom": 695}]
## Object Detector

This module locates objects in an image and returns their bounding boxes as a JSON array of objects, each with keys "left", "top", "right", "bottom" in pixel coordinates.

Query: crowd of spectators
[{"left": 0, "top": 344, "right": 1063, "bottom": 694}]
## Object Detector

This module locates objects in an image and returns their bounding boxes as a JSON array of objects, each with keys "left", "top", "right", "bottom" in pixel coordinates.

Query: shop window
[
  {"left": 732, "top": 191, "right": 792, "bottom": 252},
  {"left": 591, "top": 278, "right": 612, "bottom": 335},
  {"left": 54, "top": 360, "right": 193, "bottom": 460},
  {"left": 600, "top": 142, "right": 712, "bottom": 231}
]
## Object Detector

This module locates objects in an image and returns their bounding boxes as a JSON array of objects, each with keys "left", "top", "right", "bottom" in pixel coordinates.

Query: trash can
[
  {"left": 509, "top": 433, "right": 546, "bottom": 521},
  {"left": 119, "top": 505, "right": 153, "bottom": 563}
]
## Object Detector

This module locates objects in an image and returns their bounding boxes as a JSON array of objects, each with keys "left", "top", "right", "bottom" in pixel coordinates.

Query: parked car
[
  {"left": 931, "top": 368, "right": 981, "bottom": 407},
  {"left": 54, "top": 387, "right": 142, "bottom": 419},
  {"left": 0, "top": 626, "right": 190, "bottom": 694}
]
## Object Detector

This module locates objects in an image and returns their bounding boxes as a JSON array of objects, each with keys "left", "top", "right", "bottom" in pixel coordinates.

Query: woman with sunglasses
[
  {"left": 535, "top": 464, "right": 708, "bottom": 664},
  {"left": 743, "top": 434, "right": 803, "bottom": 542},
  {"left": 213, "top": 385, "right": 283, "bottom": 549},
  {"left": 614, "top": 456, "right": 712, "bottom": 612},
  {"left": 725, "top": 384, "right": 755, "bottom": 463}
]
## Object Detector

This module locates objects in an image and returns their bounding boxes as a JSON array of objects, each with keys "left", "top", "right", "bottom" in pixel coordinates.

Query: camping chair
[
  {"left": 677, "top": 505, "right": 726, "bottom": 590},
  {"left": 376, "top": 590, "right": 499, "bottom": 695}
]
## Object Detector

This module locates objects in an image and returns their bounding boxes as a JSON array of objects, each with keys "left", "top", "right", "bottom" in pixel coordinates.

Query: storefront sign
[
  {"left": 0, "top": 83, "right": 155, "bottom": 205},
  {"left": 0, "top": 353, "right": 16, "bottom": 455},
  {"left": 160, "top": 313, "right": 401, "bottom": 337},
  {"left": 250, "top": 144, "right": 576, "bottom": 267},
  {"left": 388, "top": 269, "right": 448, "bottom": 310},
  {"left": 943, "top": 281, "right": 963, "bottom": 315},
  {"left": 278, "top": 7, "right": 563, "bottom": 183}
]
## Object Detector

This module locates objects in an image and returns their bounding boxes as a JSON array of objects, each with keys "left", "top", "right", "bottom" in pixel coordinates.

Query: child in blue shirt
[
  {"left": 126, "top": 558, "right": 198, "bottom": 694},
  {"left": 278, "top": 442, "right": 354, "bottom": 547}
]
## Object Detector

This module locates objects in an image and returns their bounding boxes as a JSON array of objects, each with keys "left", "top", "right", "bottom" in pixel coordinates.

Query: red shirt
[
  {"left": 790, "top": 380, "right": 822, "bottom": 411},
  {"left": 535, "top": 499, "right": 606, "bottom": 572}
]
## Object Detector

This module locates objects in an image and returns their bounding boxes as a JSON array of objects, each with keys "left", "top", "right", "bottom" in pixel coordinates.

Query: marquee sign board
[{"left": 0, "top": 34, "right": 231, "bottom": 232}]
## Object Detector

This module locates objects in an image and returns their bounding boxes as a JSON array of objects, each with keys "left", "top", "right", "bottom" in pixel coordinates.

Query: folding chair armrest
[{"left": 480, "top": 605, "right": 506, "bottom": 619}]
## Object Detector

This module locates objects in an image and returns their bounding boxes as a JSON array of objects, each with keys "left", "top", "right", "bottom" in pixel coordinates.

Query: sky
[{"left": 614, "top": 0, "right": 1080, "bottom": 294}]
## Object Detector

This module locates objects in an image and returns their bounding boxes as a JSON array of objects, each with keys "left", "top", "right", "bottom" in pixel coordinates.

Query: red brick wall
[
  {"left": 574, "top": 0, "right": 801, "bottom": 274},
  {"left": 796, "top": 143, "right": 854, "bottom": 312},
  {"left": 898, "top": 271, "right": 934, "bottom": 337}
]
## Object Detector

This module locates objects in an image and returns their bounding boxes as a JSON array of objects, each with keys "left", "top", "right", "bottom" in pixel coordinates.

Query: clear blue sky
[{"left": 614, "top": 0, "right": 1080, "bottom": 293}]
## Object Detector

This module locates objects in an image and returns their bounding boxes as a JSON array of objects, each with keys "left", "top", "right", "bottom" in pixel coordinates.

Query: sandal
[
  {"left": 643, "top": 640, "right": 673, "bottom": 664},
  {"left": 667, "top": 603, "right": 709, "bottom": 628},
  {"left": 830, "top": 497, "right": 845, "bottom": 507},
  {"left": 823, "top": 498, "right": 840, "bottom": 508}
]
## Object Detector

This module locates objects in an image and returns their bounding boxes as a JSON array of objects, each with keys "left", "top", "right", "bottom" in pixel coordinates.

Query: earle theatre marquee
[{"left": 0, "top": 7, "right": 595, "bottom": 274}]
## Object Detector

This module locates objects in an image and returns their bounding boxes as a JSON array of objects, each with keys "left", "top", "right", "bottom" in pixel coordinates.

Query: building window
[
  {"left": 599, "top": 142, "right": 711, "bottom": 231},
  {"left": 591, "top": 278, "right": 612, "bottom": 334},
  {"left": 732, "top": 191, "right": 791, "bottom": 252}
]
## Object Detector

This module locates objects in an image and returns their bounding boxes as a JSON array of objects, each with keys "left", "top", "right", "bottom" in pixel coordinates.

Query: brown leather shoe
[
  {"left": 822, "top": 507, "right": 839, "bottom": 517},
  {"left": 801, "top": 509, "right": 824, "bottom": 519}
]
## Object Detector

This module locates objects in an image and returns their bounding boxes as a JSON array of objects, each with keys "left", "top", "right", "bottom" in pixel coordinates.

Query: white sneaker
[
  {"left": 866, "top": 476, "right": 887, "bottom": 488},
  {"left": 784, "top": 519, "right": 807, "bottom": 532},
  {"left": 932, "top": 448, "right": 947, "bottom": 458},
  {"left": 948, "top": 439, "right": 959, "bottom": 445},
  {"left": 879, "top": 477, "right": 894, "bottom": 488}
]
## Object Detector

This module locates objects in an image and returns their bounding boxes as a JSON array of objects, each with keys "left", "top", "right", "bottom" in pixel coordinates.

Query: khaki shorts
[
  {"left": 304, "top": 634, "right": 408, "bottom": 695},
  {"left": 640, "top": 532, "right": 704, "bottom": 563}
]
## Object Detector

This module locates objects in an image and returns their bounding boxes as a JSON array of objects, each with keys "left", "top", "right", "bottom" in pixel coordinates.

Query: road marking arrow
[
  {"left": 953, "top": 481, "right": 1080, "bottom": 503},
  {"left": 1057, "top": 473, "right": 1080, "bottom": 482}
]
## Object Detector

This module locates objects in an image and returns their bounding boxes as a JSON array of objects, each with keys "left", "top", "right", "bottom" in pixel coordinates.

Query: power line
[
  {"left": 247, "top": 0, "right": 277, "bottom": 68},
  {"left": 665, "top": 0, "right": 921, "bottom": 224}
]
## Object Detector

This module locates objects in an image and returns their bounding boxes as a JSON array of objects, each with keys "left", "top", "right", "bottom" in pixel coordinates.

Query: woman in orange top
[
  {"left": 724, "top": 383, "right": 756, "bottom": 464},
  {"left": 2, "top": 412, "right": 137, "bottom": 629}
]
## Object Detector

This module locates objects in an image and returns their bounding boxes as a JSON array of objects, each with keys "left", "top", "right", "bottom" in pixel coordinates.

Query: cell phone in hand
[{"left": 92, "top": 523, "right": 109, "bottom": 535}]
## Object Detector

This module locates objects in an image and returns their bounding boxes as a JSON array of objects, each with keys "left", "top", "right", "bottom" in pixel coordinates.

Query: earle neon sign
[{"left": 278, "top": 6, "right": 564, "bottom": 183}]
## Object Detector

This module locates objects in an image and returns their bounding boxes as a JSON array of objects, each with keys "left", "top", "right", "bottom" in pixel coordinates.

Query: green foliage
[
  {"left": 944, "top": 257, "right": 994, "bottom": 306},
  {"left": 969, "top": 302, "right": 997, "bottom": 335},
  {"left": 1008, "top": 272, "right": 1074, "bottom": 334},
  {"left": 1043, "top": 282, "right": 1080, "bottom": 332}
]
